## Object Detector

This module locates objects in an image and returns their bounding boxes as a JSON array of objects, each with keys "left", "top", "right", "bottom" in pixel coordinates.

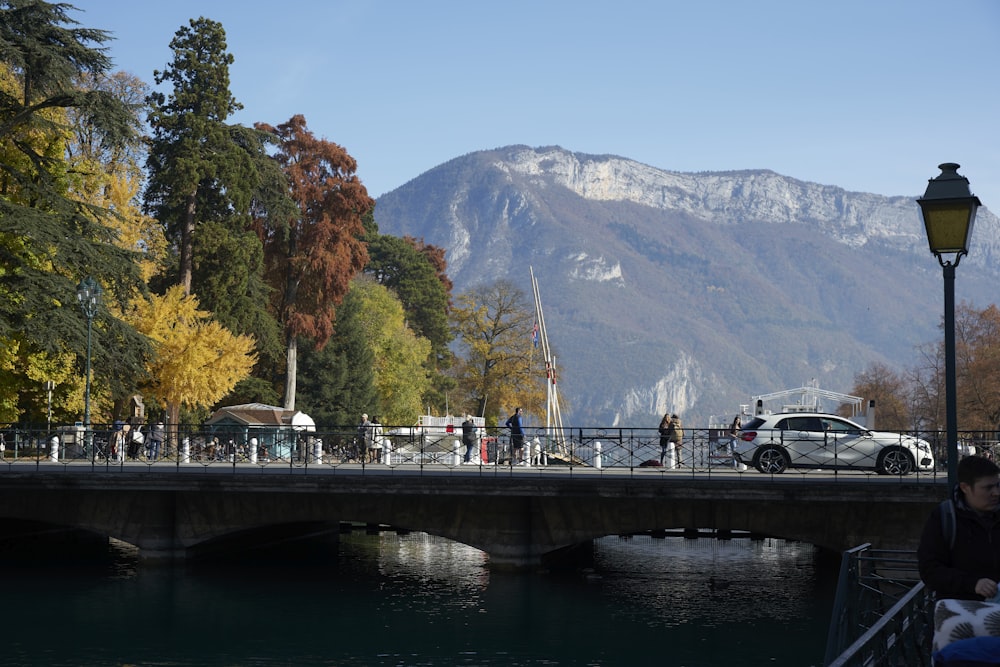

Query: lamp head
[{"left": 918, "top": 163, "right": 981, "bottom": 263}]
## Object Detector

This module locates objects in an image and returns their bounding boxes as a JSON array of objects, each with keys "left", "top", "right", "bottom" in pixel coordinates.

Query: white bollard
[
  {"left": 452, "top": 439, "right": 461, "bottom": 466},
  {"left": 313, "top": 439, "right": 323, "bottom": 464},
  {"left": 49, "top": 435, "right": 59, "bottom": 463},
  {"left": 181, "top": 436, "right": 190, "bottom": 464},
  {"left": 249, "top": 437, "right": 258, "bottom": 464},
  {"left": 383, "top": 438, "right": 391, "bottom": 465},
  {"left": 666, "top": 443, "right": 677, "bottom": 470},
  {"left": 594, "top": 441, "right": 602, "bottom": 469}
]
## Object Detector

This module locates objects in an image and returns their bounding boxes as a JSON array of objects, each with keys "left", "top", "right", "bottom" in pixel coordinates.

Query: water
[{"left": 1, "top": 531, "right": 837, "bottom": 666}]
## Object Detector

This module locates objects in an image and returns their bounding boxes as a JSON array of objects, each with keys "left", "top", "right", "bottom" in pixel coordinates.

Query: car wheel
[
  {"left": 754, "top": 445, "right": 789, "bottom": 474},
  {"left": 877, "top": 447, "right": 915, "bottom": 475}
]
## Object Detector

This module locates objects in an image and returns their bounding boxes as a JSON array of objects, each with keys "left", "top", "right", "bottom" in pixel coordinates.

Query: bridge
[{"left": 0, "top": 463, "right": 947, "bottom": 569}]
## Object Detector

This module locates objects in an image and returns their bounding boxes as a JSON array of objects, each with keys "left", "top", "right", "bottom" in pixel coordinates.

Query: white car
[{"left": 734, "top": 412, "right": 934, "bottom": 475}]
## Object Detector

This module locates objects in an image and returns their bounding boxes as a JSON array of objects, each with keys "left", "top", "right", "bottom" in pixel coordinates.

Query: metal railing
[
  {"left": 0, "top": 422, "right": 986, "bottom": 481},
  {"left": 824, "top": 544, "right": 933, "bottom": 666}
]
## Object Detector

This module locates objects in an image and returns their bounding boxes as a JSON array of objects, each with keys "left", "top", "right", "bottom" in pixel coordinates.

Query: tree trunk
[
  {"left": 180, "top": 190, "right": 197, "bottom": 295},
  {"left": 284, "top": 335, "right": 297, "bottom": 411}
]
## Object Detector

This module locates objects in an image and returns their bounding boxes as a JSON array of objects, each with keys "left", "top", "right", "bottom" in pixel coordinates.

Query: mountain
[{"left": 373, "top": 145, "right": 1000, "bottom": 427}]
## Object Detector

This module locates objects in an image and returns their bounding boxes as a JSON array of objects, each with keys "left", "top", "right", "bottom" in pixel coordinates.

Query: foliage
[
  {"left": 449, "top": 279, "right": 545, "bottom": 422},
  {"left": 144, "top": 17, "right": 288, "bottom": 419},
  {"left": 844, "top": 362, "right": 910, "bottom": 431},
  {"left": 0, "top": 2, "right": 149, "bottom": 423},
  {"left": 296, "top": 283, "right": 376, "bottom": 427},
  {"left": 350, "top": 276, "right": 430, "bottom": 425},
  {"left": 253, "top": 114, "right": 372, "bottom": 409},
  {"left": 364, "top": 229, "right": 455, "bottom": 413},
  {"left": 854, "top": 303, "right": 1000, "bottom": 437},
  {"left": 365, "top": 233, "right": 452, "bottom": 361},
  {"left": 126, "top": 286, "right": 256, "bottom": 413}
]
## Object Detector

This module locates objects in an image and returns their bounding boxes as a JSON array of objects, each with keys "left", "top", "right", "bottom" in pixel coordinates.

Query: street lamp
[
  {"left": 76, "top": 276, "right": 102, "bottom": 459},
  {"left": 917, "top": 163, "right": 981, "bottom": 488}
]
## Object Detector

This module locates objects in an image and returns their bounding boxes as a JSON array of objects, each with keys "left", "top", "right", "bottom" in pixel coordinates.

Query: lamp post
[
  {"left": 76, "top": 277, "right": 102, "bottom": 459},
  {"left": 917, "top": 163, "right": 981, "bottom": 488}
]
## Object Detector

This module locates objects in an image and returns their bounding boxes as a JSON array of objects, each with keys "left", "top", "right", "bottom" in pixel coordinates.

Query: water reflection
[{"left": 0, "top": 531, "right": 833, "bottom": 666}]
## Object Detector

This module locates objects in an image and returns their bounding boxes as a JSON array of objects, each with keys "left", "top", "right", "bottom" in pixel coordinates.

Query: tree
[
  {"left": 365, "top": 233, "right": 452, "bottom": 362},
  {"left": 955, "top": 303, "right": 1000, "bottom": 433},
  {"left": 0, "top": 2, "right": 149, "bottom": 422},
  {"left": 364, "top": 230, "right": 455, "bottom": 412},
  {"left": 350, "top": 276, "right": 430, "bottom": 425},
  {"left": 296, "top": 283, "right": 377, "bottom": 427},
  {"left": 449, "top": 279, "right": 545, "bottom": 421},
  {"left": 145, "top": 18, "right": 288, "bottom": 413},
  {"left": 254, "top": 115, "right": 373, "bottom": 411},
  {"left": 145, "top": 17, "right": 264, "bottom": 296},
  {"left": 846, "top": 362, "right": 910, "bottom": 431},
  {"left": 126, "top": 286, "right": 257, "bottom": 433}
]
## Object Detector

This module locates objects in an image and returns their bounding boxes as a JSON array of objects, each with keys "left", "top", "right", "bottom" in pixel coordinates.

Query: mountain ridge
[{"left": 374, "top": 145, "right": 999, "bottom": 427}]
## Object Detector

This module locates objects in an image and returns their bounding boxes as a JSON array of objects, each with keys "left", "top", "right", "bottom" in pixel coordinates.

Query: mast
[{"left": 530, "top": 266, "right": 567, "bottom": 455}]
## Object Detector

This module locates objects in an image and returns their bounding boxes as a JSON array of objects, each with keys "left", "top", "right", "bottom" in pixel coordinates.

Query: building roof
[{"left": 204, "top": 404, "right": 315, "bottom": 430}]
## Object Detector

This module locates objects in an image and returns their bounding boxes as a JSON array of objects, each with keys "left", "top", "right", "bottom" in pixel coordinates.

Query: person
[
  {"left": 357, "top": 413, "right": 372, "bottom": 463},
  {"left": 729, "top": 415, "right": 747, "bottom": 471},
  {"left": 658, "top": 412, "right": 673, "bottom": 467},
  {"left": 126, "top": 420, "right": 143, "bottom": 461},
  {"left": 505, "top": 408, "right": 524, "bottom": 465},
  {"left": 147, "top": 421, "right": 165, "bottom": 462},
  {"left": 369, "top": 416, "right": 383, "bottom": 463},
  {"left": 669, "top": 415, "right": 683, "bottom": 467},
  {"left": 918, "top": 456, "right": 1000, "bottom": 601},
  {"left": 110, "top": 421, "right": 129, "bottom": 462},
  {"left": 461, "top": 414, "right": 477, "bottom": 463}
]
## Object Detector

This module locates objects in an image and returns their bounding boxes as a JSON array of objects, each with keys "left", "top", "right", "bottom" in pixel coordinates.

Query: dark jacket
[
  {"left": 917, "top": 485, "right": 1000, "bottom": 601},
  {"left": 461, "top": 419, "right": 476, "bottom": 445}
]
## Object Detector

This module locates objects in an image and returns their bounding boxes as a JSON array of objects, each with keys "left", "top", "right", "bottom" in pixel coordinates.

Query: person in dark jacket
[
  {"left": 461, "top": 415, "right": 477, "bottom": 463},
  {"left": 918, "top": 455, "right": 1000, "bottom": 601},
  {"left": 505, "top": 408, "right": 524, "bottom": 465}
]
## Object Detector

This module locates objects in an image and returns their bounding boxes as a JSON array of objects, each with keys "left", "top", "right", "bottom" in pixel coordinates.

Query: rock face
[{"left": 374, "top": 145, "right": 1000, "bottom": 427}]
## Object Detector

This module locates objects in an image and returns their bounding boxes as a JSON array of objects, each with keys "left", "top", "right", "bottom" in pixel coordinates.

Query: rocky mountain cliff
[{"left": 374, "top": 145, "right": 1000, "bottom": 427}]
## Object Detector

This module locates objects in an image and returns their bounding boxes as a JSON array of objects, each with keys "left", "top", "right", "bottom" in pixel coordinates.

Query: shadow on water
[{"left": 0, "top": 527, "right": 837, "bottom": 666}]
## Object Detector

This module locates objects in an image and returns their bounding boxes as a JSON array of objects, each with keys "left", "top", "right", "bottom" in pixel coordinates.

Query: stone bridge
[{"left": 0, "top": 465, "right": 945, "bottom": 569}]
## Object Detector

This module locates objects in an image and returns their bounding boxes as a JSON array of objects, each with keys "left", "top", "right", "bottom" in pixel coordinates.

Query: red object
[{"left": 480, "top": 437, "right": 495, "bottom": 463}]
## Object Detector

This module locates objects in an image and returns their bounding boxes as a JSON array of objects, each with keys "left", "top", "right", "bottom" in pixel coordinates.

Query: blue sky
[{"left": 73, "top": 0, "right": 999, "bottom": 211}]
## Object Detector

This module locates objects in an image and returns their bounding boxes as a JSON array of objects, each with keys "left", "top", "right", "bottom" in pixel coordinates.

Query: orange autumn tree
[{"left": 254, "top": 115, "right": 374, "bottom": 410}]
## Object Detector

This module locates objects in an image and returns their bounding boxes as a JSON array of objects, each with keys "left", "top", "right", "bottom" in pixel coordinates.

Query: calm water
[{"left": 1, "top": 531, "right": 837, "bottom": 666}]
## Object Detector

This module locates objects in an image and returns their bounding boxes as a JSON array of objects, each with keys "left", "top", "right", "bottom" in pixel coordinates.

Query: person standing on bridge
[
  {"left": 462, "top": 414, "right": 478, "bottom": 464},
  {"left": 357, "top": 414, "right": 372, "bottom": 463},
  {"left": 506, "top": 408, "right": 525, "bottom": 466},
  {"left": 918, "top": 455, "right": 1000, "bottom": 601},
  {"left": 659, "top": 413, "right": 681, "bottom": 469}
]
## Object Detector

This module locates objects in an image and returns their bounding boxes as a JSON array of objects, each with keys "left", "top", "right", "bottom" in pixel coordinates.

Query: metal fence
[
  {"left": 0, "top": 422, "right": 990, "bottom": 480},
  {"left": 824, "top": 544, "right": 933, "bottom": 666}
]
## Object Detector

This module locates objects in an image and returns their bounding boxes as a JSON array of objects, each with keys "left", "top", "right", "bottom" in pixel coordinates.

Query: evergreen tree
[
  {"left": 144, "top": 18, "right": 289, "bottom": 416},
  {"left": 297, "top": 284, "right": 375, "bottom": 427},
  {"left": 0, "top": 1, "right": 149, "bottom": 422}
]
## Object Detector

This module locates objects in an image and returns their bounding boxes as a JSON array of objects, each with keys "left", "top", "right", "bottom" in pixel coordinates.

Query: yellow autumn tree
[{"left": 126, "top": 286, "right": 257, "bottom": 432}]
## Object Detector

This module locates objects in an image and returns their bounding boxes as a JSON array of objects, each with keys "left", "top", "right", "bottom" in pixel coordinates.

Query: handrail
[
  {"left": 826, "top": 581, "right": 931, "bottom": 667},
  {"left": 824, "top": 543, "right": 932, "bottom": 666}
]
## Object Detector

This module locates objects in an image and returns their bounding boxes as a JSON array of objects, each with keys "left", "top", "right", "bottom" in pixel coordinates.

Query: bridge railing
[
  {"left": 0, "top": 422, "right": 979, "bottom": 481},
  {"left": 823, "top": 544, "right": 932, "bottom": 666}
]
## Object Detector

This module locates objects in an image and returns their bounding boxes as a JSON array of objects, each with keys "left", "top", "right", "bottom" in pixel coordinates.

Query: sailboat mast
[{"left": 530, "top": 266, "right": 565, "bottom": 452}]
